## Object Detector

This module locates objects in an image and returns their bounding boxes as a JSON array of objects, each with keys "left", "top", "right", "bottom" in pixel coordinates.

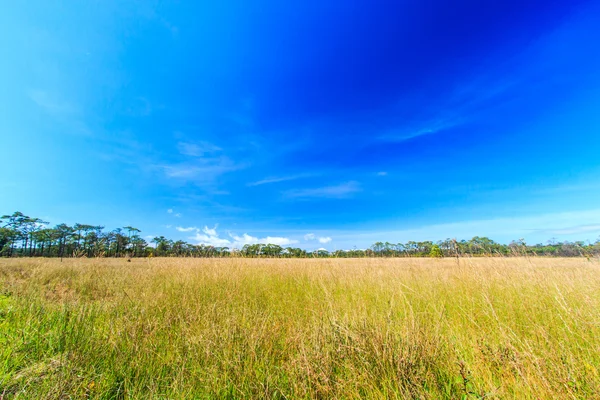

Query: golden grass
[{"left": 0, "top": 257, "right": 599, "bottom": 399}]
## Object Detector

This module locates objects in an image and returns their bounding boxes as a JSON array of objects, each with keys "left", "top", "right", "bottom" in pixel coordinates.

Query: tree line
[{"left": 1, "top": 211, "right": 599, "bottom": 258}]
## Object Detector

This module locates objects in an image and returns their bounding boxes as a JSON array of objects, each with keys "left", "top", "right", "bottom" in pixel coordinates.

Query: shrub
[{"left": 429, "top": 244, "right": 443, "bottom": 258}]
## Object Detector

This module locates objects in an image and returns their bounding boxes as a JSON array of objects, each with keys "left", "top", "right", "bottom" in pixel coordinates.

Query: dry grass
[{"left": 0, "top": 257, "right": 599, "bottom": 399}]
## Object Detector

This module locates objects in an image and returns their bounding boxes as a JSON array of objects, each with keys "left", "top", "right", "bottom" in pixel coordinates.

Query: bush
[{"left": 429, "top": 244, "right": 443, "bottom": 258}]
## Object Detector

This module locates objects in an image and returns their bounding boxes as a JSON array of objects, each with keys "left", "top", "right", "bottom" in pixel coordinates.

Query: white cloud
[
  {"left": 183, "top": 225, "right": 298, "bottom": 248},
  {"left": 167, "top": 209, "right": 173, "bottom": 214},
  {"left": 229, "top": 233, "right": 298, "bottom": 247},
  {"left": 377, "top": 171, "right": 388, "bottom": 176},
  {"left": 285, "top": 181, "right": 361, "bottom": 199},
  {"left": 228, "top": 233, "right": 258, "bottom": 246},
  {"left": 190, "top": 232, "right": 232, "bottom": 247},
  {"left": 176, "top": 226, "right": 197, "bottom": 232},
  {"left": 174, "top": 213, "right": 182, "bottom": 218},
  {"left": 304, "top": 233, "right": 333, "bottom": 244},
  {"left": 268, "top": 237, "right": 298, "bottom": 246},
  {"left": 203, "top": 225, "right": 218, "bottom": 237}
]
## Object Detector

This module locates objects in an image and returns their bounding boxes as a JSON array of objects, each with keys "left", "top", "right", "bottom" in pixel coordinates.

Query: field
[{"left": 1, "top": 257, "right": 599, "bottom": 399}]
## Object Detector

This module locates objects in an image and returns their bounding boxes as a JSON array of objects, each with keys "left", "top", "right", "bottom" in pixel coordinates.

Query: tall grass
[{"left": 1, "top": 257, "right": 599, "bottom": 398}]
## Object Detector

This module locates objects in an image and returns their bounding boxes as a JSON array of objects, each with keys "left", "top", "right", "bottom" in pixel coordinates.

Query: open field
[{"left": 1, "top": 257, "right": 599, "bottom": 399}]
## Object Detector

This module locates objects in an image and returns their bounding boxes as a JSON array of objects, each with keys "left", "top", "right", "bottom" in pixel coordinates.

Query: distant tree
[
  {"left": 152, "top": 236, "right": 171, "bottom": 256},
  {"left": 54, "top": 224, "right": 74, "bottom": 259},
  {"left": 0, "top": 227, "right": 17, "bottom": 256},
  {"left": 3, "top": 209, "right": 599, "bottom": 259},
  {"left": 429, "top": 244, "right": 443, "bottom": 258},
  {"left": 130, "top": 235, "right": 147, "bottom": 257},
  {"left": 263, "top": 244, "right": 283, "bottom": 257}
]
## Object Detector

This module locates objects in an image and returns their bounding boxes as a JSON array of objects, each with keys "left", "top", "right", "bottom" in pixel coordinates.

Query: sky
[{"left": 2, "top": 0, "right": 600, "bottom": 250}]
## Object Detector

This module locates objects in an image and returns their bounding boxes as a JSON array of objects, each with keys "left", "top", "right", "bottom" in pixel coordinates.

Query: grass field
[{"left": 0, "top": 257, "right": 599, "bottom": 399}]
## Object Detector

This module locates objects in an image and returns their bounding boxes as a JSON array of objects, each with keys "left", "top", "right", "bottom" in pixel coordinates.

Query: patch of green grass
[{"left": 0, "top": 257, "right": 599, "bottom": 398}]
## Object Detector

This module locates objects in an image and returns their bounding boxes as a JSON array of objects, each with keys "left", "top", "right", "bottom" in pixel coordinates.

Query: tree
[
  {"left": 130, "top": 235, "right": 147, "bottom": 257},
  {"left": 2, "top": 209, "right": 599, "bottom": 259},
  {"left": 429, "top": 244, "right": 443, "bottom": 258},
  {"left": 123, "top": 226, "right": 141, "bottom": 256},
  {"left": 1, "top": 212, "right": 31, "bottom": 256},
  {"left": 316, "top": 249, "right": 330, "bottom": 258},
  {"left": 263, "top": 244, "right": 283, "bottom": 257},
  {"left": 0, "top": 227, "right": 18, "bottom": 256},
  {"left": 54, "top": 224, "right": 75, "bottom": 259},
  {"left": 152, "top": 236, "right": 170, "bottom": 256}
]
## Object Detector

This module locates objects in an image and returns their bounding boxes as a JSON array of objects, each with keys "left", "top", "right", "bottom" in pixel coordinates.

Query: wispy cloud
[
  {"left": 160, "top": 156, "right": 242, "bottom": 183},
  {"left": 327, "top": 208, "right": 600, "bottom": 249},
  {"left": 285, "top": 181, "right": 361, "bottom": 199},
  {"left": 247, "top": 173, "right": 313, "bottom": 187},
  {"left": 377, "top": 72, "right": 516, "bottom": 144},
  {"left": 535, "top": 224, "right": 600, "bottom": 236},
  {"left": 167, "top": 209, "right": 182, "bottom": 218},
  {"left": 177, "top": 141, "right": 222, "bottom": 157},
  {"left": 28, "top": 90, "right": 77, "bottom": 115},
  {"left": 156, "top": 138, "right": 248, "bottom": 186},
  {"left": 28, "top": 89, "right": 92, "bottom": 136},
  {"left": 379, "top": 118, "right": 462, "bottom": 143}
]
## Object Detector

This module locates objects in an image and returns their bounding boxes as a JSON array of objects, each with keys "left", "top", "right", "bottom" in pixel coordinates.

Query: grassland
[{"left": 0, "top": 257, "right": 599, "bottom": 399}]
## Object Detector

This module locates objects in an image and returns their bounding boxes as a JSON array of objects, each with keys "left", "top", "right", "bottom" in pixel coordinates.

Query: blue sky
[{"left": 2, "top": 0, "right": 600, "bottom": 250}]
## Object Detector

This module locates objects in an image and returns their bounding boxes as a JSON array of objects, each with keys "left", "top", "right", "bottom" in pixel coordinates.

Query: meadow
[{"left": 0, "top": 257, "right": 599, "bottom": 399}]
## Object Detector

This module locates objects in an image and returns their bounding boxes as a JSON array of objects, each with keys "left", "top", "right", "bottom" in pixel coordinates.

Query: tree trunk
[{"left": 59, "top": 237, "right": 65, "bottom": 260}]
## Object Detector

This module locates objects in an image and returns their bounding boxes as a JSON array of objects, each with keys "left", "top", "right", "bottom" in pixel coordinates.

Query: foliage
[
  {"left": 429, "top": 244, "right": 444, "bottom": 258},
  {"left": 1, "top": 211, "right": 599, "bottom": 258}
]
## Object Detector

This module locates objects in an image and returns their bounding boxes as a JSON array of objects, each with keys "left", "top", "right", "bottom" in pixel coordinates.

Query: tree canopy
[{"left": 1, "top": 211, "right": 598, "bottom": 259}]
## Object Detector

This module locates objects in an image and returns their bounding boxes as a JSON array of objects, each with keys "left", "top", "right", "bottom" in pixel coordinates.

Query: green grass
[{"left": 1, "top": 257, "right": 599, "bottom": 399}]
